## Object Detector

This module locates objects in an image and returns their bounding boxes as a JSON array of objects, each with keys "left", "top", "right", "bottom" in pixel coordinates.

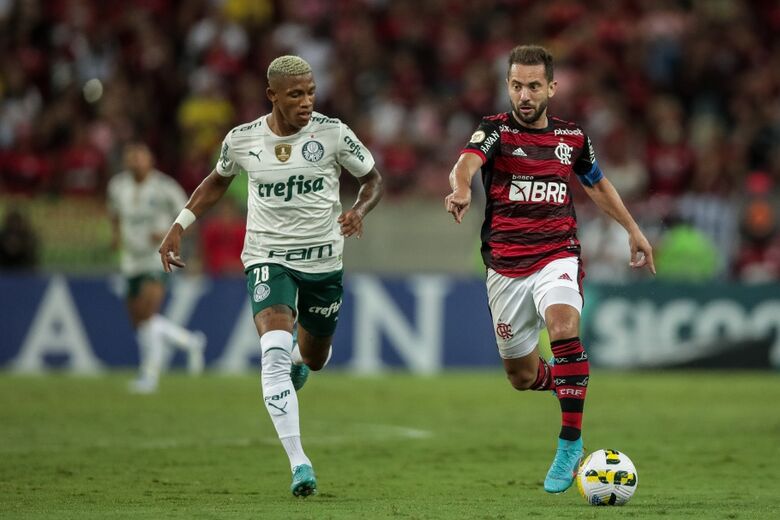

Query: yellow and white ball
[{"left": 576, "top": 449, "right": 638, "bottom": 506}]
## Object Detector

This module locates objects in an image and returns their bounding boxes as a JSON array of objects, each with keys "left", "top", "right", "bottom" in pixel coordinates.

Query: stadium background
[
  {"left": 1, "top": 1, "right": 780, "bottom": 518},
  {"left": 1, "top": 0, "right": 778, "bottom": 371}
]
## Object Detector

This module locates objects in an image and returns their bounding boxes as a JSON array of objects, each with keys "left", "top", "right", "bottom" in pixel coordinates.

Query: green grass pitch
[{"left": 1, "top": 370, "right": 779, "bottom": 519}]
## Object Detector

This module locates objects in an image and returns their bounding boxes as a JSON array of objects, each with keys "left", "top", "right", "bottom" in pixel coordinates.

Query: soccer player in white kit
[
  {"left": 158, "top": 56, "right": 383, "bottom": 497},
  {"left": 108, "top": 142, "right": 206, "bottom": 394}
]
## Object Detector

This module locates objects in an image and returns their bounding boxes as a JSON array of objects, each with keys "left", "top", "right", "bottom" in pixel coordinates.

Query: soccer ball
[{"left": 576, "top": 449, "right": 638, "bottom": 506}]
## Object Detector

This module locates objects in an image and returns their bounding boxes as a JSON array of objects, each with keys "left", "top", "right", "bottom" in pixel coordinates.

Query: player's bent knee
[
  {"left": 297, "top": 328, "right": 332, "bottom": 371},
  {"left": 506, "top": 370, "right": 536, "bottom": 391},
  {"left": 546, "top": 320, "right": 578, "bottom": 341}
]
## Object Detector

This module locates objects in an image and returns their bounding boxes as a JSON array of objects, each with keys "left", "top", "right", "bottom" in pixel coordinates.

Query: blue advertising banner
[
  {"left": 1, "top": 275, "right": 778, "bottom": 372},
  {"left": 0, "top": 274, "right": 498, "bottom": 373}
]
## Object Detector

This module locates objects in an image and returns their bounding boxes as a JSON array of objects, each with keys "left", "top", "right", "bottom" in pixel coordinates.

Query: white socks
[
  {"left": 135, "top": 315, "right": 206, "bottom": 383},
  {"left": 150, "top": 314, "right": 202, "bottom": 353},
  {"left": 260, "top": 330, "right": 311, "bottom": 470},
  {"left": 281, "top": 437, "right": 310, "bottom": 470},
  {"left": 136, "top": 319, "right": 164, "bottom": 384}
]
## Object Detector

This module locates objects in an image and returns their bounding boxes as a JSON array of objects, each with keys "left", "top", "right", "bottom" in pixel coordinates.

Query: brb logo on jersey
[{"left": 509, "top": 176, "right": 568, "bottom": 204}]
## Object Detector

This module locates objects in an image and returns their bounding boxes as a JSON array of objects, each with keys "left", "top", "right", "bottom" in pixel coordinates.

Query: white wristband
[{"left": 173, "top": 208, "right": 196, "bottom": 230}]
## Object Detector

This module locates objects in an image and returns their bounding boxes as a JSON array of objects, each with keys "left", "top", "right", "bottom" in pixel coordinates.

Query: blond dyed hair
[{"left": 267, "top": 55, "right": 312, "bottom": 81}]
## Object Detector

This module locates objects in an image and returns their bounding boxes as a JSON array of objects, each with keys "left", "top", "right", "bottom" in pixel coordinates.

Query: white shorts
[{"left": 486, "top": 257, "right": 583, "bottom": 359}]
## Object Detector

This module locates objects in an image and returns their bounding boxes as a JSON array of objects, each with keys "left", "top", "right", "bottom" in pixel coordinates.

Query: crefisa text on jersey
[{"left": 257, "top": 175, "right": 325, "bottom": 201}]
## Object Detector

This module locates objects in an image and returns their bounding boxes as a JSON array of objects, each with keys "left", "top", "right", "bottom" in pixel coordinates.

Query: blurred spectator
[
  {"left": 675, "top": 191, "right": 737, "bottom": 277},
  {"left": 644, "top": 96, "right": 695, "bottom": 196},
  {"left": 176, "top": 145, "right": 212, "bottom": 196},
  {"left": 734, "top": 171, "right": 780, "bottom": 282},
  {"left": 0, "top": 207, "right": 38, "bottom": 270},
  {"left": 222, "top": 0, "right": 273, "bottom": 26},
  {"left": 596, "top": 125, "right": 648, "bottom": 203},
  {"left": 1, "top": 0, "right": 779, "bottom": 279},
  {"left": 56, "top": 122, "right": 107, "bottom": 196},
  {"left": 199, "top": 197, "right": 246, "bottom": 276},
  {"left": 655, "top": 216, "right": 720, "bottom": 282},
  {"left": 378, "top": 135, "right": 419, "bottom": 197},
  {"left": 0, "top": 65, "right": 42, "bottom": 149},
  {"left": 178, "top": 69, "right": 234, "bottom": 157},
  {"left": 0, "top": 127, "right": 51, "bottom": 195},
  {"left": 186, "top": 3, "right": 249, "bottom": 78},
  {"left": 579, "top": 214, "right": 632, "bottom": 282}
]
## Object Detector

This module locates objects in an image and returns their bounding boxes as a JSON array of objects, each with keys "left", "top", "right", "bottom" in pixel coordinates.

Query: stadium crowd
[{"left": 1, "top": 0, "right": 779, "bottom": 281}]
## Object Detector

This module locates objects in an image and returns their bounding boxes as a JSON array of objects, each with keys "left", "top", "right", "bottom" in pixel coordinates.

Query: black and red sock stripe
[
  {"left": 530, "top": 357, "right": 554, "bottom": 391},
  {"left": 550, "top": 337, "right": 589, "bottom": 441}
]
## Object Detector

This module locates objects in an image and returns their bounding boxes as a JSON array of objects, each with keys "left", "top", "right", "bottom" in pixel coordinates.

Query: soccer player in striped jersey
[
  {"left": 445, "top": 45, "right": 655, "bottom": 494},
  {"left": 158, "top": 56, "right": 383, "bottom": 497}
]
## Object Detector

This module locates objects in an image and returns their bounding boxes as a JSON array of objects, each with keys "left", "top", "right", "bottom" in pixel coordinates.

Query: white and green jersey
[
  {"left": 108, "top": 170, "right": 187, "bottom": 276},
  {"left": 216, "top": 111, "right": 375, "bottom": 273}
]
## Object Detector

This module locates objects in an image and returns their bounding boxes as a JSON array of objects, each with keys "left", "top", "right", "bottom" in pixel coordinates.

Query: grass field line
[{"left": 1, "top": 422, "right": 434, "bottom": 454}]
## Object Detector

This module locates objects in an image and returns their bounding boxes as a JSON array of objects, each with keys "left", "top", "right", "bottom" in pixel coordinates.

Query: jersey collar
[{"left": 507, "top": 111, "right": 554, "bottom": 133}]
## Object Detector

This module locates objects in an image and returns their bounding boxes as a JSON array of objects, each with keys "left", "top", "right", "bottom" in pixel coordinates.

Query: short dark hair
[{"left": 508, "top": 45, "right": 554, "bottom": 82}]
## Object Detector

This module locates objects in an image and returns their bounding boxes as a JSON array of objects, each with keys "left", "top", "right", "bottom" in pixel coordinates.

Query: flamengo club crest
[
  {"left": 275, "top": 143, "right": 292, "bottom": 162},
  {"left": 496, "top": 321, "right": 514, "bottom": 340},
  {"left": 555, "top": 141, "right": 573, "bottom": 165}
]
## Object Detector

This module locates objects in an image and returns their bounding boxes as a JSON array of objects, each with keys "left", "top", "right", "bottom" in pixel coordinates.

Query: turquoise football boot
[
  {"left": 289, "top": 324, "right": 309, "bottom": 390},
  {"left": 544, "top": 437, "right": 584, "bottom": 493},
  {"left": 291, "top": 464, "right": 317, "bottom": 497},
  {"left": 290, "top": 363, "right": 310, "bottom": 391}
]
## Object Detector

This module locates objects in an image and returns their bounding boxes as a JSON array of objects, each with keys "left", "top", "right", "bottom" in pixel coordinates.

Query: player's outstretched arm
[
  {"left": 159, "top": 170, "right": 234, "bottom": 272},
  {"left": 339, "top": 168, "right": 383, "bottom": 239},
  {"left": 583, "top": 177, "right": 656, "bottom": 275},
  {"left": 445, "top": 153, "right": 483, "bottom": 224}
]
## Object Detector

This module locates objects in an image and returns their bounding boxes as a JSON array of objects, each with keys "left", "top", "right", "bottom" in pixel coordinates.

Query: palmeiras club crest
[
  {"left": 301, "top": 140, "right": 324, "bottom": 162},
  {"left": 275, "top": 143, "right": 292, "bottom": 162},
  {"left": 253, "top": 283, "right": 271, "bottom": 302},
  {"left": 496, "top": 321, "right": 514, "bottom": 340}
]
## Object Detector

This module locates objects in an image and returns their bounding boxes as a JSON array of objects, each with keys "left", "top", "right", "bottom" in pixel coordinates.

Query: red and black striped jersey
[{"left": 462, "top": 112, "right": 604, "bottom": 278}]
